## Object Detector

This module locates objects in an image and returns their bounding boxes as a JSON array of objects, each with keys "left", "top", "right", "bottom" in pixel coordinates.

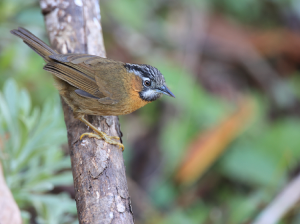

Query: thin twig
[{"left": 253, "top": 172, "right": 300, "bottom": 224}]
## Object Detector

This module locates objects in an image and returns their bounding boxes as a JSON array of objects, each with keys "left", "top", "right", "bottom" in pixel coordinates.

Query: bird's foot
[{"left": 80, "top": 132, "right": 124, "bottom": 151}]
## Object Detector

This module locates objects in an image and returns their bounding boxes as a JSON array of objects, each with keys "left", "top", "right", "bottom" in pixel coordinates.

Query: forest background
[{"left": 1, "top": 0, "right": 300, "bottom": 223}]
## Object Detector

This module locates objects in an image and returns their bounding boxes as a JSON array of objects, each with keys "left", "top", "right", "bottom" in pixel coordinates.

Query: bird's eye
[{"left": 144, "top": 80, "right": 151, "bottom": 87}]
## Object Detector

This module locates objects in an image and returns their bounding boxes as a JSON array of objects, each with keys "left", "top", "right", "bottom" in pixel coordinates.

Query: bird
[{"left": 11, "top": 27, "right": 175, "bottom": 151}]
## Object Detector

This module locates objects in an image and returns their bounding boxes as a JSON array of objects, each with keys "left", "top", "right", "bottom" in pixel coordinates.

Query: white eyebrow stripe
[
  {"left": 131, "top": 69, "right": 142, "bottom": 77},
  {"left": 124, "top": 63, "right": 166, "bottom": 87},
  {"left": 129, "top": 69, "right": 152, "bottom": 83}
]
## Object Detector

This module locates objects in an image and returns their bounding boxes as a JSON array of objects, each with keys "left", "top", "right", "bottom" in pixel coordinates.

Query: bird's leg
[{"left": 77, "top": 115, "right": 124, "bottom": 151}]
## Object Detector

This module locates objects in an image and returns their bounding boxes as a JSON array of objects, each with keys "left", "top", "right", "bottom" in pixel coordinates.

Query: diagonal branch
[
  {"left": 39, "top": 0, "right": 134, "bottom": 223},
  {"left": 252, "top": 172, "right": 300, "bottom": 224}
]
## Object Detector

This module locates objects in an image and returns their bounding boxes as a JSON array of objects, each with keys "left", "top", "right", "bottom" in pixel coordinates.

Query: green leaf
[
  {"left": 0, "top": 78, "right": 73, "bottom": 222},
  {"left": 4, "top": 78, "right": 19, "bottom": 118},
  {"left": 19, "top": 89, "right": 31, "bottom": 116}
]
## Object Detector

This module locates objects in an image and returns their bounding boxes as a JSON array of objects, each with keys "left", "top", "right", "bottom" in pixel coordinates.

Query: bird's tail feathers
[{"left": 10, "top": 27, "right": 56, "bottom": 61}]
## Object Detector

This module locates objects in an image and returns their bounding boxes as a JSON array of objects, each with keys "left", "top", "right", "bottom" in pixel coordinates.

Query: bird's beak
[{"left": 159, "top": 85, "right": 175, "bottom": 98}]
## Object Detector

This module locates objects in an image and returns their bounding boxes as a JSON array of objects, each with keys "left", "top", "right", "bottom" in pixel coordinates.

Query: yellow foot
[{"left": 80, "top": 132, "right": 124, "bottom": 151}]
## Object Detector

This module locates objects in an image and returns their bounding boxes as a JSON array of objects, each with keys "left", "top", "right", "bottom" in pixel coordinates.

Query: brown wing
[
  {"left": 49, "top": 54, "right": 121, "bottom": 72},
  {"left": 44, "top": 61, "right": 106, "bottom": 99},
  {"left": 47, "top": 54, "right": 127, "bottom": 102},
  {"left": 11, "top": 28, "right": 126, "bottom": 104}
]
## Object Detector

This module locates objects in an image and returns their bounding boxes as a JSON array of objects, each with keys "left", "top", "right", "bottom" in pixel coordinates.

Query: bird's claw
[{"left": 80, "top": 132, "right": 124, "bottom": 151}]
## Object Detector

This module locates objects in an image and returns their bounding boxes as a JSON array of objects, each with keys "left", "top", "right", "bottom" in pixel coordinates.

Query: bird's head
[{"left": 125, "top": 63, "right": 175, "bottom": 102}]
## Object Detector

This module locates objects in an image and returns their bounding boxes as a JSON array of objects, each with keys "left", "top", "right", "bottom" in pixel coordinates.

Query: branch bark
[{"left": 39, "top": 0, "right": 134, "bottom": 223}]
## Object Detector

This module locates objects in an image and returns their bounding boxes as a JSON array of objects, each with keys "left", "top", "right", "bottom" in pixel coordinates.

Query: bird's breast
[{"left": 119, "top": 74, "right": 149, "bottom": 114}]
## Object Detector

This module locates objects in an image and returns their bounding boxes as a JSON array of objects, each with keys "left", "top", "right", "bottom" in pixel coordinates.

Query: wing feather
[
  {"left": 44, "top": 62, "right": 105, "bottom": 98},
  {"left": 46, "top": 54, "right": 126, "bottom": 103}
]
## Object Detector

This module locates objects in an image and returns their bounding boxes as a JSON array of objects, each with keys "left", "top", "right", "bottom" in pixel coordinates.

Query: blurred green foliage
[
  {"left": 0, "top": 79, "right": 76, "bottom": 223},
  {"left": 1, "top": 0, "right": 300, "bottom": 223}
]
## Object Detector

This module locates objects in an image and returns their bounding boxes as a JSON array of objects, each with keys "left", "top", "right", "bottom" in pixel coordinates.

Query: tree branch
[
  {"left": 252, "top": 172, "right": 300, "bottom": 224},
  {"left": 39, "top": 0, "right": 134, "bottom": 223}
]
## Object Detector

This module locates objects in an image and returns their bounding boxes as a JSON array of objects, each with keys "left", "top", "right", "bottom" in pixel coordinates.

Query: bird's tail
[{"left": 10, "top": 27, "right": 57, "bottom": 61}]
